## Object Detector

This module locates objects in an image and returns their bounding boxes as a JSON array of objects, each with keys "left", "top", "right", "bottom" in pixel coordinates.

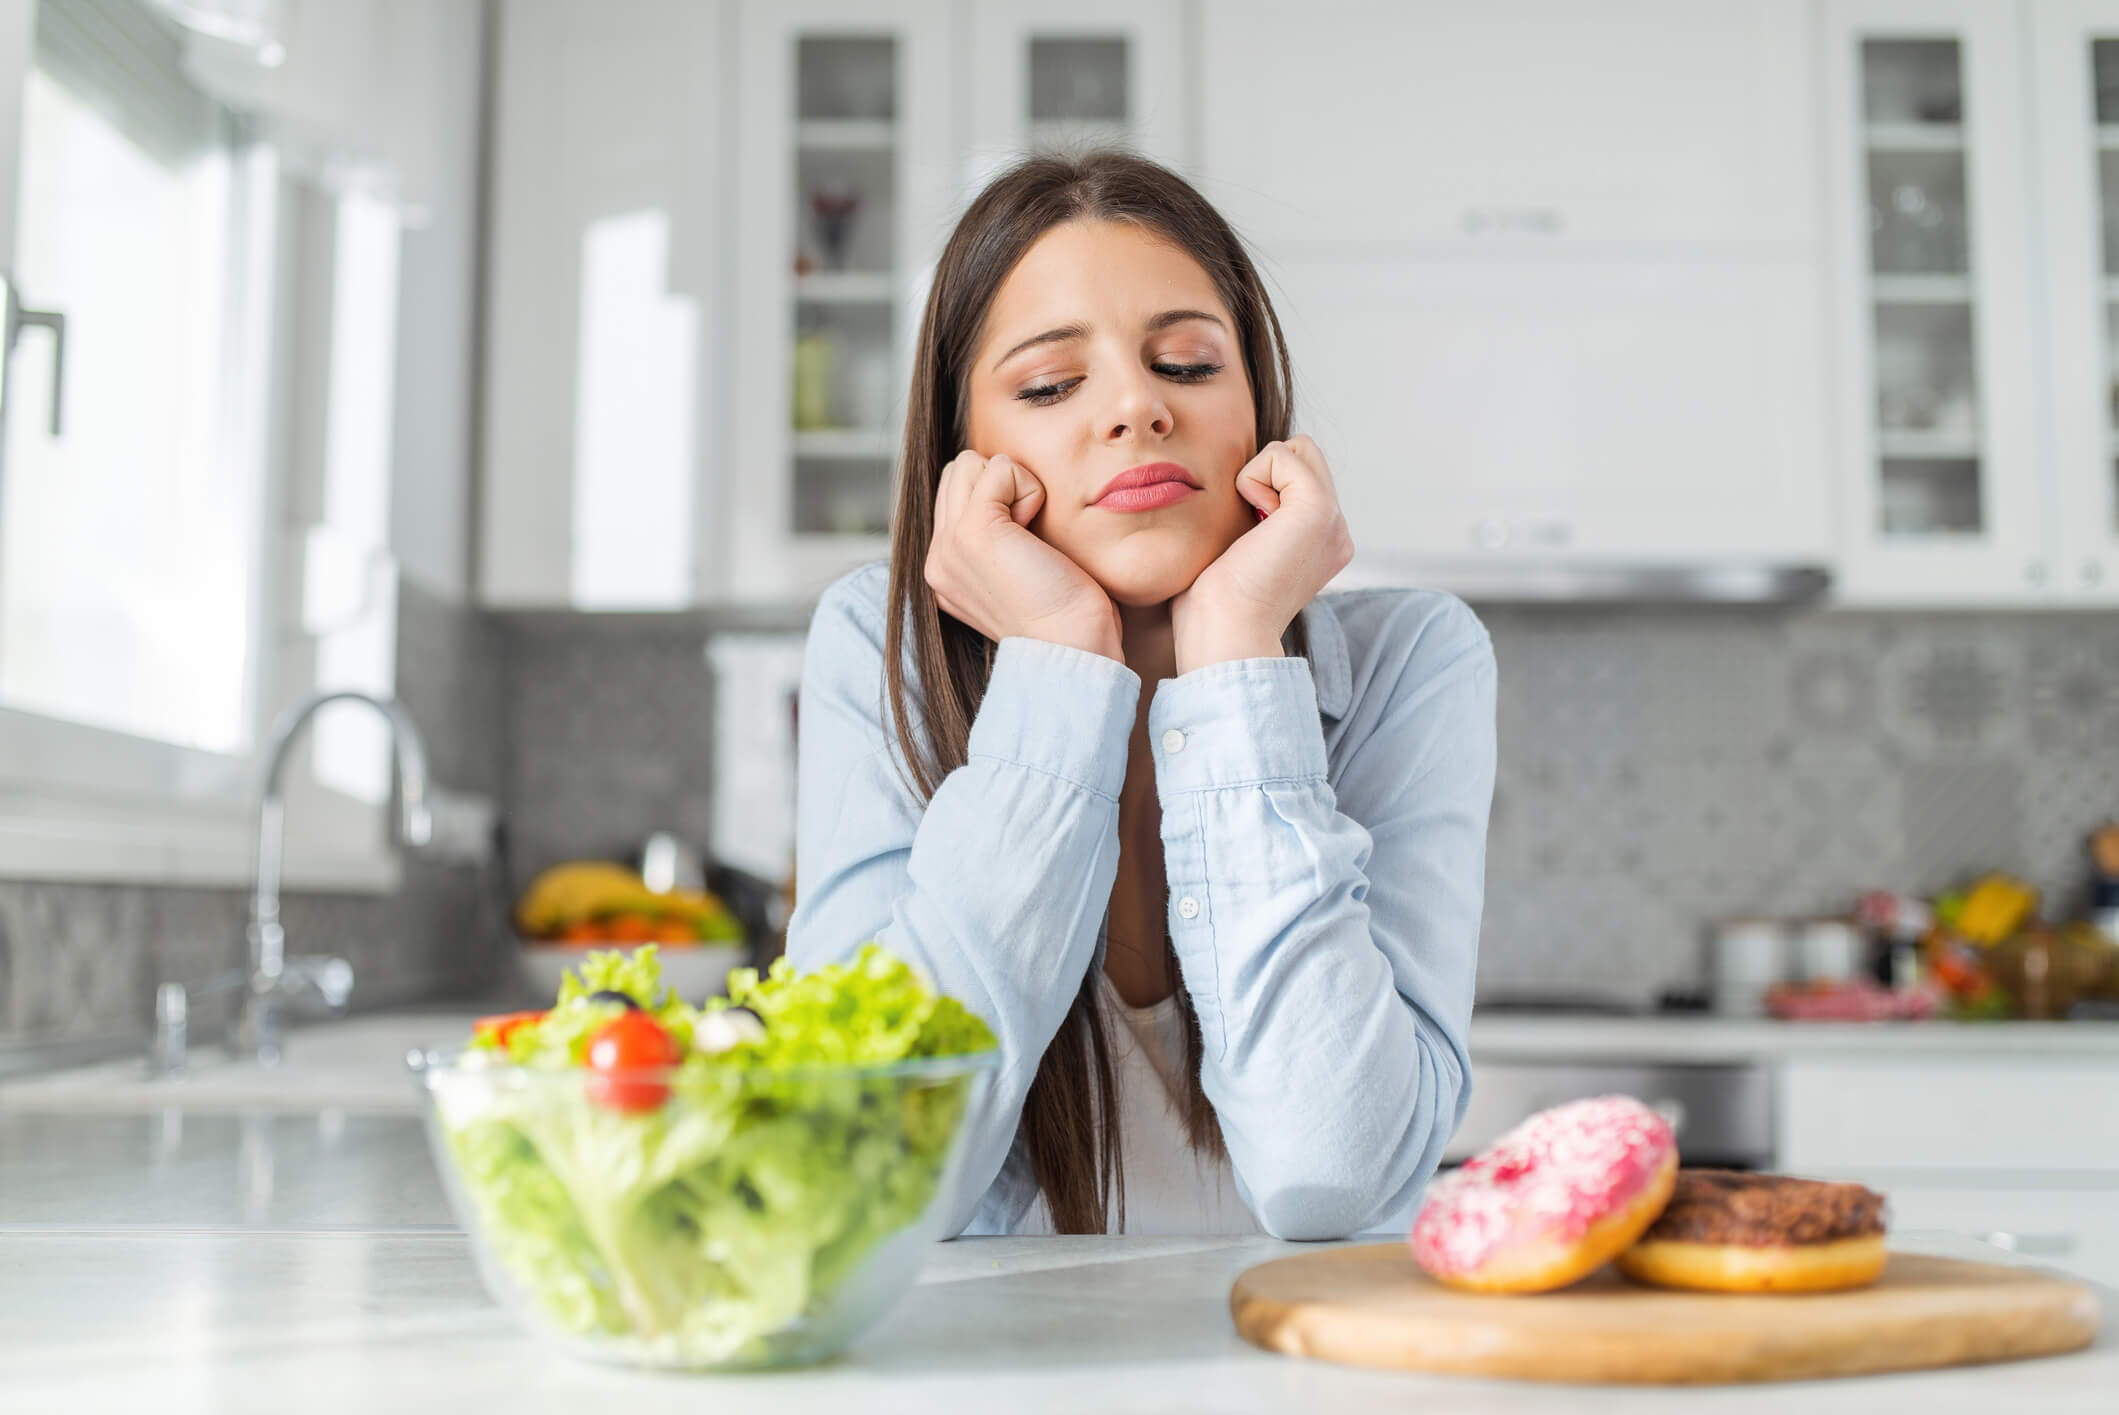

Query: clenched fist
[{"left": 924, "top": 450, "right": 1123, "bottom": 661}]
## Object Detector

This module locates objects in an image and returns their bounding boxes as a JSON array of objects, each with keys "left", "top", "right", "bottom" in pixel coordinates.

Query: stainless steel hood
[{"left": 1332, "top": 553, "right": 1832, "bottom": 606}]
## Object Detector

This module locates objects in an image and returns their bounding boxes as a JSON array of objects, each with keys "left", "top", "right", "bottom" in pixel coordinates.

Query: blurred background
[{"left": 2, "top": 0, "right": 2119, "bottom": 1050}]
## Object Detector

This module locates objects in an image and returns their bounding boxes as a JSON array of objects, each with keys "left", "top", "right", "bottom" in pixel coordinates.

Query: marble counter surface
[
  {"left": 0, "top": 1110, "right": 452, "bottom": 1229},
  {"left": 0, "top": 1228, "right": 2108, "bottom": 1413},
  {"left": 9, "top": 1008, "right": 2119, "bottom": 1119},
  {"left": 2, "top": 1048, "right": 2111, "bottom": 1411}
]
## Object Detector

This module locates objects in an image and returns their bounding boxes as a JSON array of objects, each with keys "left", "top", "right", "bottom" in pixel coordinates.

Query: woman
[{"left": 784, "top": 149, "right": 1496, "bottom": 1239}]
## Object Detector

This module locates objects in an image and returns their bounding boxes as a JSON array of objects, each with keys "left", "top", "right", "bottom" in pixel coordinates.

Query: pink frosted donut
[{"left": 1410, "top": 1094, "right": 1678, "bottom": 1293}]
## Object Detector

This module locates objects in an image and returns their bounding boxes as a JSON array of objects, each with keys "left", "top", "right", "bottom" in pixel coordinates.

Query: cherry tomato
[
  {"left": 472, "top": 1010, "right": 546, "bottom": 1049},
  {"left": 584, "top": 1010, "right": 679, "bottom": 1113}
]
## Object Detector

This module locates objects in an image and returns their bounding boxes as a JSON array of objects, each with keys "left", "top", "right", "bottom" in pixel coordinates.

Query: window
[
  {"left": 4, "top": 0, "right": 270, "bottom": 757},
  {"left": 0, "top": 0, "right": 406, "bottom": 888}
]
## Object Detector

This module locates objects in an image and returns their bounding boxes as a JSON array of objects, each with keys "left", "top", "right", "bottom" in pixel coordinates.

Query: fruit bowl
[{"left": 517, "top": 938, "right": 746, "bottom": 1005}]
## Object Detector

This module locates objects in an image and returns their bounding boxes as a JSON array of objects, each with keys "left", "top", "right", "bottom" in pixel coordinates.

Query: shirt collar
[{"left": 1295, "top": 594, "right": 1352, "bottom": 721}]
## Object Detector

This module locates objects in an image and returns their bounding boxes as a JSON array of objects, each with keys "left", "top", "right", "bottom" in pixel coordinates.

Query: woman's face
[{"left": 963, "top": 220, "right": 1257, "bottom": 608}]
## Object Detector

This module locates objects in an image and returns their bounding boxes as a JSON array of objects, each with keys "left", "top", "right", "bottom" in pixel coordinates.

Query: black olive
[{"left": 586, "top": 989, "right": 641, "bottom": 1010}]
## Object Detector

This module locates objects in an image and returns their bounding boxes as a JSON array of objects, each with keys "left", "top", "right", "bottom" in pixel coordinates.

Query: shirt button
[
  {"left": 1177, "top": 895, "right": 1200, "bottom": 920},
  {"left": 1160, "top": 728, "right": 1186, "bottom": 754}
]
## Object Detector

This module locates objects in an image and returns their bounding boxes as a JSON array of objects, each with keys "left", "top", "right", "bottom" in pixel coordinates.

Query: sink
[{"left": 0, "top": 1010, "right": 489, "bottom": 1115}]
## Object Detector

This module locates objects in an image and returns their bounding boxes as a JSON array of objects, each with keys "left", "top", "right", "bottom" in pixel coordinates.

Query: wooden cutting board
[{"left": 1231, "top": 1243, "right": 2101, "bottom": 1384}]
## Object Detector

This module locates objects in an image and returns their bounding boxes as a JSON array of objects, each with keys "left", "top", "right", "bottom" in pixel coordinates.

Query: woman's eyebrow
[{"left": 990, "top": 309, "right": 1225, "bottom": 372}]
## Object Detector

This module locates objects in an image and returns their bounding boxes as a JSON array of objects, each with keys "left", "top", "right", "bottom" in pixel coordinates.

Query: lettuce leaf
[{"left": 437, "top": 941, "right": 994, "bottom": 1365}]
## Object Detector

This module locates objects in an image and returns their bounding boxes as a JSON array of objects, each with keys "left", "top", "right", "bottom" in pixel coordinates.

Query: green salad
[{"left": 432, "top": 943, "right": 997, "bottom": 1366}]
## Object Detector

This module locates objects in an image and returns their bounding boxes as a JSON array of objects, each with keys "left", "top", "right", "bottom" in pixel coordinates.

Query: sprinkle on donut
[{"left": 1410, "top": 1095, "right": 1678, "bottom": 1287}]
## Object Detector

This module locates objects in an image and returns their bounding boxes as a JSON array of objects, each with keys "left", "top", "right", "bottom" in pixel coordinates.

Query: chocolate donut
[{"left": 1617, "top": 1169, "right": 1889, "bottom": 1293}]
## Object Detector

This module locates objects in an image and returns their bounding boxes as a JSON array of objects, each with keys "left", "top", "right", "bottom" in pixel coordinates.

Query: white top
[{"left": 1015, "top": 972, "right": 1265, "bottom": 1236}]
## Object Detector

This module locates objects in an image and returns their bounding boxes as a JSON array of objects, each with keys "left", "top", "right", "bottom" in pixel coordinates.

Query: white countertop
[
  {"left": 1, "top": 1227, "right": 2109, "bottom": 1412},
  {"left": 9, "top": 1009, "right": 2118, "bottom": 1119},
  {"left": 2, "top": 1009, "right": 2113, "bottom": 1410},
  {"left": 1467, "top": 1013, "right": 2119, "bottom": 1061}
]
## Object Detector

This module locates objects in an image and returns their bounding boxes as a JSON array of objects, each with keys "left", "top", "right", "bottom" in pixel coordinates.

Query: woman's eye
[{"left": 1014, "top": 362, "right": 1225, "bottom": 407}]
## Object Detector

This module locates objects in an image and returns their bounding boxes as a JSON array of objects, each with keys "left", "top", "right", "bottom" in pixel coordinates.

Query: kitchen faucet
[{"left": 152, "top": 690, "right": 433, "bottom": 1074}]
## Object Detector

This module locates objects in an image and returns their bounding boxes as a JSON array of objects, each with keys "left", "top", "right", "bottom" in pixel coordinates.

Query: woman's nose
[{"left": 1103, "top": 373, "right": 1172, "bottom": 440}]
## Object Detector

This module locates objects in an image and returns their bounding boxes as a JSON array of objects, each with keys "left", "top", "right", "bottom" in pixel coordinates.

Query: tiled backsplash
[
  {"left": 1479, "top": 605, "right": 2119, "bottom": 1001},
  {"left": 7, "top": 584, "right": 2117, "bottom": 1046}
]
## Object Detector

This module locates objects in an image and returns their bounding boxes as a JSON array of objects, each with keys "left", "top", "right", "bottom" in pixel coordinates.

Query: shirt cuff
[
  {"left": 1147, "top": 655, "right": 1328, "bottom": 794},
  {"left": 966, "top": 636, "right": 1141, "bottom": 800}
]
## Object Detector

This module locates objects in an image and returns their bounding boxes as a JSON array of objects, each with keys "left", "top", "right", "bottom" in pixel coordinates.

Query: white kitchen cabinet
[
  {"left": 1822, "top": 0, "right": 2050, "bottom": 604},
  {"left": 1198, "top": 0, "right": 1817, "bottom": 254},
  {"left": 1824, "top": 0, "right": 2119, "bottom": 607},
  {"left": 720, "top": 0, "right": 1193, "bottom": 603},
  {"left": 1779, "top": 1056, "right": 2119, "bottom": 1288},
  {"left": 722, "top": 1, "right": 952, "bottom": 602},
  {"left": 962, "top": 1, "right": 1189, "bottom": 195},
  {"left": 1197, "top": 0, "right": 1833, "bottom": 573},
  {"left": 2030, "top": 0, "right": 2119, "bottom": 601},
  {"left": 477, "top": 0, "right": 725, "bottom": 608},
  {"left": 1778, "top": 1055, "right": 2119, "bottom": 1171},
  {"left": 1266, "top": 250, "right": 1830, "bottom": 565},
  {"left": 481, "top": 0, "right": 1196, "bottom": 605}
]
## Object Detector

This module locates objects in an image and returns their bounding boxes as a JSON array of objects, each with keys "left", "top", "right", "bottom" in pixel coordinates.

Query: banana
[
  {"left": 516, "top": 861, "right": 649, "bottom": 935},
  {"left": 516, "top": 862, "right": 739, "bottom": 936}
]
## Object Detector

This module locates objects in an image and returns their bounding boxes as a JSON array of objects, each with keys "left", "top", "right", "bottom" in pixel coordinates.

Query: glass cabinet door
[
  {"left": 963, "top": 1, "right": 1187, "bottom": 197},
  {"left": 1825, "top": 2, "right": 2045, "bottom": 604},
  {"left": 2031, "top": 1, "right": 2119, "bottom": 603},
  {"left": 729, "top": 0, "right": 951, "bottom": 601},
  {"left": 788, "top": 35, "right": 901, "bottom": 540},
  {"left": 1863, "top": 40, "right": 1982, "bottom": 535}
]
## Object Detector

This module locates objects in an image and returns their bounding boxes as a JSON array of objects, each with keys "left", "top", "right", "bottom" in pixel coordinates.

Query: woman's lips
[{"left": 1093, "top": 482, "right": 1199, "bottom": 512}]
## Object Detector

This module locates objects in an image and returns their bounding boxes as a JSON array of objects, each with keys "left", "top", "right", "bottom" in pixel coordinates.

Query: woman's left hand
[{"left": 1170, "top": 435, "right": 1355, "bottom": 674}]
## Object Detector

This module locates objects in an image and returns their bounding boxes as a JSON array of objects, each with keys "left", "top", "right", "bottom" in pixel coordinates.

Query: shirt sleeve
[
  {"left": 783, "top": 573, "right": 1140, "bottom": 1238},
  {"left": 1147, "top": 594, "right": 1496, "bottom": 1240}
]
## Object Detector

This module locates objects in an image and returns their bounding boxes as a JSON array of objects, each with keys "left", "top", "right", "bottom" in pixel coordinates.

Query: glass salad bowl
[{"left": 406, "top": 943, "right": 999, "bottom": 1371}]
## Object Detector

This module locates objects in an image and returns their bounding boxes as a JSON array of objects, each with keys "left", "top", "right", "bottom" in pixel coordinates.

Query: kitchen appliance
[{"left": 1445, "top": 1062, "right": 1772, "bottom": 1170}]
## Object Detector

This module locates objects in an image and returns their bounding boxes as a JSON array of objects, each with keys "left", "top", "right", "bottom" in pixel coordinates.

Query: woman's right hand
[{"left": 925, "top": 450, "right": 1123, "bottom": 661}]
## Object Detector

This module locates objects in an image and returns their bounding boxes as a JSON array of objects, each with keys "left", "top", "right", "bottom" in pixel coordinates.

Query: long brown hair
[{"left": 880, "top": 148, "right": 1306, "bottom": 1232}]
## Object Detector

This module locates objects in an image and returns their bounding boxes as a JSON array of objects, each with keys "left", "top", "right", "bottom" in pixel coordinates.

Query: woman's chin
[{"left": 1078, "top": 540, "right": 1218, "bottom": 608}]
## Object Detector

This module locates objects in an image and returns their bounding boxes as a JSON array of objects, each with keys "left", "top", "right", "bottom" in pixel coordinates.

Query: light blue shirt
[{"left": 784, "top": 559, "right": 1497, "bottom": 1240}]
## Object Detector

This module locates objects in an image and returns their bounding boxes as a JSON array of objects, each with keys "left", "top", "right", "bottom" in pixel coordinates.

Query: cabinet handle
[
  {"left": 1460, "top": 207, "right": 1564, "bottom": 237},
  {"left": 2084, "top": 560, "right": 2104, "bottom": 587},
  {"left": 2025, "top": 560, "right": 2048, "bottom": 586},
  {"left": 1525, "top": 518, "right": 1574, "bottom": 548},
  {"left": 0, "top": 272, "right": 66, "bottom": 437}
]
